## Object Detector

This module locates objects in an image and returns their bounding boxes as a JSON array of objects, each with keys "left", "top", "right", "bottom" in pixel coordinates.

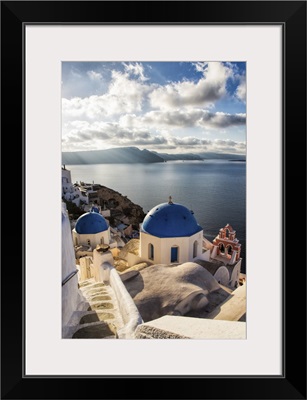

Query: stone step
[
  {"left": 79, "top": 311, "right": 115, "bottom": 324},
  {"left": 72, "top": 321, "right": 117, "bottom": 339},
  {"left": 80, "top": 282, "right": 106, "bottom": 292},
  {"left": 78, "top": 279, "right": 95, "bottom": 288},
  {"left": 71, "top": 278, "right": 125, "bottom": 338},
  {"left": 86, "top": 294, "right": 111, "bottom": 302},
  {"left": 87, "top": 301, "right": 114, "bottom": 311}
]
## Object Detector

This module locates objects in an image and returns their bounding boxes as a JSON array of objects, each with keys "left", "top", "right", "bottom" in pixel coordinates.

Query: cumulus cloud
[
  {"left": 199, "top": 111, "right": 246, "bottom": 128},
  {"left": 62, "top": 62, "right": 246, "bottom": 154},
  {"left": 118, "top": 109, "right": 246, "bottom": 130},
  {"left": 235, "top": 74, "right": 246, "bottom": 102},
  {"left": 193, "top": 62, "right": 208, "bottom": 73},
  {"left": 62, "top": 119, "right": 165, "bottom": 150},
  {"left": 149, "top": 62, "right": 233, "bottom": 109},
  {"left": 141, "top": 109, "right": 203, "bottom": 128},
  {"left": 62, "top": 69, "right": 153, "bottom": 120},
  {"left": 62, "top": 62, "right": 244, "bottom": 123},
  {"left": 107, "top": 70, "right": 150, "bottom": 113},
  {"left": 62, "top": 118, "right": 245, "bottom": 154}
]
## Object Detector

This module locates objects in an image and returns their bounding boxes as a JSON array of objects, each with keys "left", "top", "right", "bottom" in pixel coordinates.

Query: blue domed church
[
  {"left": 140, "top": 197, "right": 204, "bottom": 264},
  {"left": 72, "top": 207, "right": 110, "bottom": 249}
]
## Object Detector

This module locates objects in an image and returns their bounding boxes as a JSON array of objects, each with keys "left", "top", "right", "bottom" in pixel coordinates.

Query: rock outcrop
[{"left": 97, "top": 186, "right": 145, "bottom": 226}]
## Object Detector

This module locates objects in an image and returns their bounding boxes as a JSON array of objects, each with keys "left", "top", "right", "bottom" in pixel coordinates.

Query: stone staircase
[{"left": 64, "top": 278, "right": 124, "bottom": 339}]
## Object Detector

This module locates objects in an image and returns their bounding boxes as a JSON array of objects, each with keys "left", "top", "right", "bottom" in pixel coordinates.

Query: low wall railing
[{"left": 62, "top": 270, "right": 78, "bottom": 286}]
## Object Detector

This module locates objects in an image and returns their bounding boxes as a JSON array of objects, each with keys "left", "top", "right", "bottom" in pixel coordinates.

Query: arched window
[
  {"left": 226, "top": 245, "right": 233, "bottom": 255},
  {"left": 148, "top": 243, "right": 154, "bottom": 260},
  {"left": 193, "top": 240, "right": 198, "bottom": 258},
  {"left": 75, "top": 237, "right": 78, "bottom": 246},
  {"left": 171, "top": 246, "right": 179, "bottom": 263},
  {"left": 219, "top": 243, "right": 225, "bottom": 254},
  {"left": 100, "top": 237, "right": 104, "bottom": 244}
]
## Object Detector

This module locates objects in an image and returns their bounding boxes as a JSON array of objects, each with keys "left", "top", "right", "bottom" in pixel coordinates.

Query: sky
[{"left": 62, "top": 62, "right": 246, "bottom": 154}]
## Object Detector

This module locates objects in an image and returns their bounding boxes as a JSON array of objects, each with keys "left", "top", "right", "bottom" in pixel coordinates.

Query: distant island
[{"left": 62, "top": 146, "right": 246, "bottom": 165}]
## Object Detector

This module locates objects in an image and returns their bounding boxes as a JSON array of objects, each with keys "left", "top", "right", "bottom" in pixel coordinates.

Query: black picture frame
[{"left": 1, "top": 1, "right": 306, "bottom": 399}]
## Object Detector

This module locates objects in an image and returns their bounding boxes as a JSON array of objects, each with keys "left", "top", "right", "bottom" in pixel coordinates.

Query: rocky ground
[{"left": 97, "top": 186, "right": 145, "bottom": 227}]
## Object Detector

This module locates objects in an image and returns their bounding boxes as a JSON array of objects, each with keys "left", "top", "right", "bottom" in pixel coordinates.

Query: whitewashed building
[
  {"left": 62, "top": 166, "right": 88, "bottom": 206},
  {"left": 72, "top": 209, "right": 111, "bottom": 249},
  {"left": 140, "top": 197, "right": 206, "bottom": 265},
  {"left": 62, "top": 202, "right": 83, "bottom": 333},
  {"left": 139, "top": 197, "right": 242, "bottom": 289}
]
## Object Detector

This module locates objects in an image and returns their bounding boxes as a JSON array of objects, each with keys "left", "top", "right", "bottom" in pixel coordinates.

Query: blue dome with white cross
[
  {"left": 141, "top": 198, "right": 202, "bottom": 238},
  {"left": 75, "top": 211, "right": 108, "bottom": 234}
]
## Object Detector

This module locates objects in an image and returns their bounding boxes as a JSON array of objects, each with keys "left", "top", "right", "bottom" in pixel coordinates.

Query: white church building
[
  {"left": 140, "top": 196, "right": 206, "bottom": 265},
  {"left": 72, "top": 209, "right": 111, "bottom": 249},
  {"left": 137, "top": 196, "right": 242, "bottom": 289}
]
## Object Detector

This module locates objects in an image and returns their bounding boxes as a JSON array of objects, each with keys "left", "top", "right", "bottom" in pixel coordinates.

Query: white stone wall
[
  {"left": 127, "top": 252, "right": 145, "bottom": 267},
  {"left": 195, "top": 249, "right": 211, "bottom": 262},
  {"left": 140, "top": 231, "right": 202, "bottom": 264},
  {"left": 62, "top": 203, "right": 83, "bottom": 329},
  {"left": 91, "top": 252, "right": 143, "bottom": 338},
  {"left": 63, "top": 182, "right": 74, "bottom": 194},
  {"left": 209, "top": 260, "right": 242, "bottom": 288},
  {"left": 79, "top": 256, "right": 92, "bottom": 281},
  {"left": 214, "top": 266, "right": 230, "bottom": 286},
  {"left": 109, "top": 266, "right": 143, "bottom": 338},
  {"left": 62, "top": 169, "right": 71, "bottom": 184},
  {"left": 72, "top": 228, "right": 110, "bottom": 248},
  {"left": 230, "top": 259, "right": 242, "bottom": 288},
  {"left": 188, "top": 231, "right": 203, "bottom": 259},
  {"left": 92, "top": 249, "right": 114, "bottom": 281}
]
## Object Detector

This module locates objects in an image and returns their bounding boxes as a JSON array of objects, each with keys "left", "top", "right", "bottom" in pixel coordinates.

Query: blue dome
[
  {"left": 75, "top": 211, "right": 108, "bottom": 234},
  {"left": 142, "top": 202, "right": 202, "bottom": 238}
]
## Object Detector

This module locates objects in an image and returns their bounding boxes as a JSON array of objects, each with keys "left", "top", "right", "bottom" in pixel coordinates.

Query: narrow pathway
[{"left": 66, "top": 278, "right": 124, "bottom": 338}]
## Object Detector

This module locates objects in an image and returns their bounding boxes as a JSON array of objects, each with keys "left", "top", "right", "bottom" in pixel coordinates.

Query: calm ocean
[{"left": 65, "top": 160, "right": 246, "bottom": 272}]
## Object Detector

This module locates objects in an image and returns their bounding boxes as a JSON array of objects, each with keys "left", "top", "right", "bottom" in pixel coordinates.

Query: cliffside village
[{"left": 62, "top": 166, "right": 246, "bottom": 339}]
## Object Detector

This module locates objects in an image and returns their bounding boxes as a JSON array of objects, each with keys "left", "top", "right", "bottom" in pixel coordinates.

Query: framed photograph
[{"left": 1, "top": 1, "right": 306, "bottom": 399}]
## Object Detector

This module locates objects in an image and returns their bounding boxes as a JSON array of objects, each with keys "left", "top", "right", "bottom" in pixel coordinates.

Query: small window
[
  {"left": 87, "top": 239, "right": 91, "bottom": 246},
  {"left": 148, "top": 243, "right": 154, "bottom": 260},
  {"left": 171, "top": 246, "right": 179, "bottom": 263},
  {"left": 193, "top": 240, "right": 198, "bottom": 258}
]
